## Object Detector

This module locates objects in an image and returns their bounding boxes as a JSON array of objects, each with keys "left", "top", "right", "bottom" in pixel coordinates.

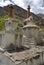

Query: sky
[{"left": 0, "top": 0, "right": 44, "bottom": 14}]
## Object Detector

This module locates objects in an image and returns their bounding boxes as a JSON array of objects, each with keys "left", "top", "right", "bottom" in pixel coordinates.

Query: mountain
[
  {"left": 37, "top": 14, "right": 44, "bottom": 19},
  {"left": 0, "top": 5, "right": 27, "bottom": 20},
  {"left": 37, "top": 14, "right": 44, "bottom": 26},
  {"left": 0, "top": 4, "right": 44, "bottom": 26}
]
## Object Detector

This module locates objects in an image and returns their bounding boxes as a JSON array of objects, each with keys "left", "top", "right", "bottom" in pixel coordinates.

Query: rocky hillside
[
  {"left": 0, "top": 4, "right": 44, "bottom": 26},
  {"left": 37, "top": 14, "right": 44, "bottom": 26},
  {"left": 37, "top": 14, "right": 44, "bottom": 19},
  {"left": 0, "top": 5, "right": 27, "bottom": 20}
]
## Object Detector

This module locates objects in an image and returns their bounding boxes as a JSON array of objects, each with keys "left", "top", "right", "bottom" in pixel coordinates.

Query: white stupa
[{"left": 23, "top": 5, "right": 40, "bottom": 46}]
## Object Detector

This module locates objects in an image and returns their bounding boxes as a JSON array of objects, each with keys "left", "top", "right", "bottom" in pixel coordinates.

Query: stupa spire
[
  {"left": 27, "top": 5, "right": 31, "bottom": 18},
  {"left": 9, "top": 4, "right": 13, "bottom": 18}
]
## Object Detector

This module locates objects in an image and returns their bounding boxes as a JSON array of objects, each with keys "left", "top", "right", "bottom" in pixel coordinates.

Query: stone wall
[{"left": 40, "top": 30, "right": 44, "bottom": 38}]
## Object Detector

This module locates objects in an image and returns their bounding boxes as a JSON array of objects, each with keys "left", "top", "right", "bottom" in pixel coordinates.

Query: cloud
[
  {"left": 0, "top": 0, "right": 44, "bottom": 14},
  {"left": 21, "top": 0, "right": 44, "bottom": 14},
  {"left": 0, "top": 0, "right": 13, "bottom": 7},
  {"left": 0, "top": 0, "right": 25, "bottom": 8},
  {"left": 19, "top": 0, "right": 44, "bottom": 14},
  {"left": 28, "top": 0, "right": 44, "bottom": 14},
  {"left": 14, "top": 0, "right": 24, "bottom": 8}
]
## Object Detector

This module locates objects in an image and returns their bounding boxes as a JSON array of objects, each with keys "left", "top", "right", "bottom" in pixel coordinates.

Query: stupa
[{"left": 23, "top": 5, "right": 40, "bottom": 46}]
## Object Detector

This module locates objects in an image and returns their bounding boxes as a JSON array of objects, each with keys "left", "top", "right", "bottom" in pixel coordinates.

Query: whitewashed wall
[
  {"left": 23, "top": 28, "right": 40, "bottom": 47},
  {"left": 1, "top": 32, "right": 15, "bottom": 48},
  {"left": 0, "top": 31, "right": 5, "bottom": 47}
]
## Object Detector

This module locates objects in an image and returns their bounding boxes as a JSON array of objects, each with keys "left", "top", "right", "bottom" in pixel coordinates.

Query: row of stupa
[{"left": 0, "top": 4, "right": 42, "bottom": 50}]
